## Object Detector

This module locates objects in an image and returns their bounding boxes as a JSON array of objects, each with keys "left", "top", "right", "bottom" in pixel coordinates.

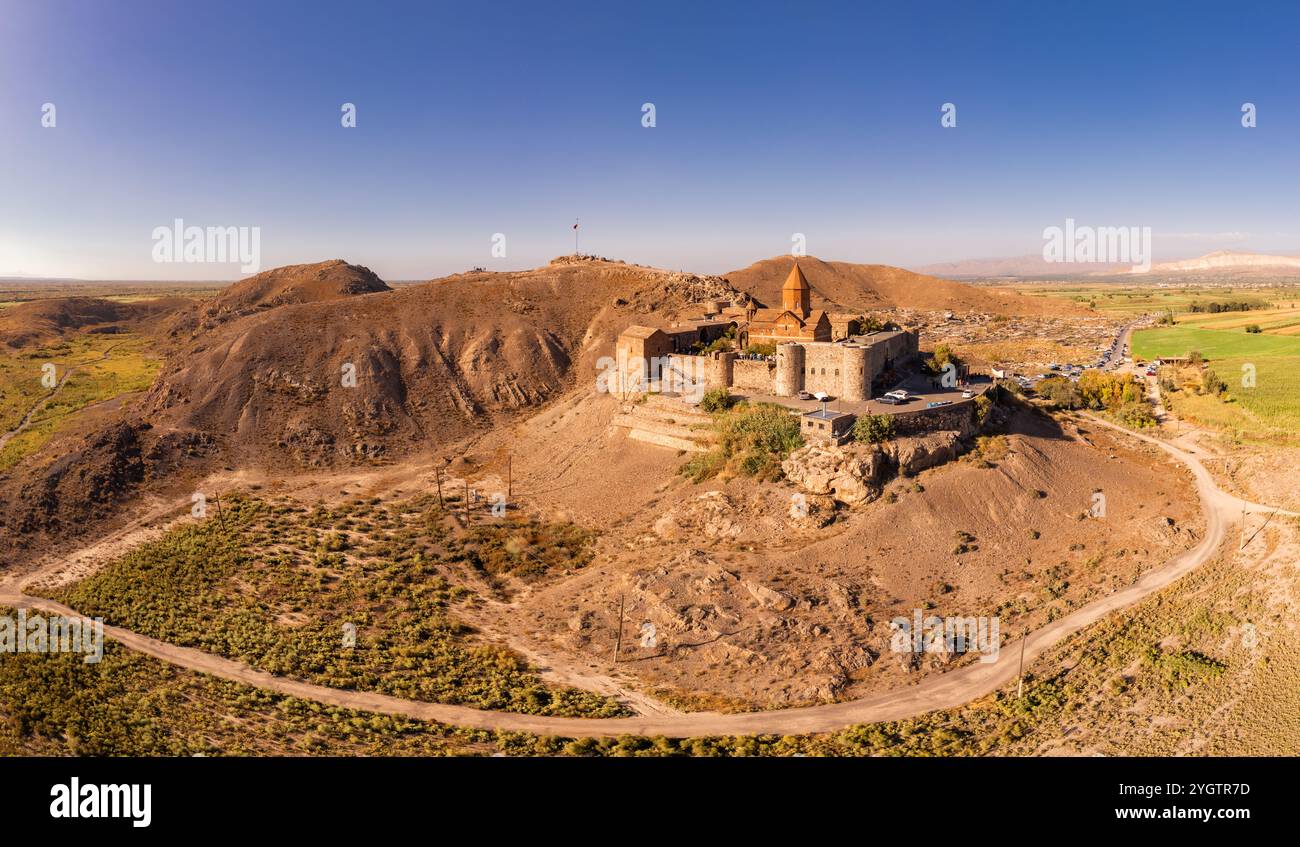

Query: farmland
[
  {"left": 1008, "top": 282, "right": 1300, "bottom": 316},
  {"left": 1132, "top": 325, "right": 1300, "bottom": 442},
  {"left": 1175, "top": 305, "right": 1300, "bottom": 335}
]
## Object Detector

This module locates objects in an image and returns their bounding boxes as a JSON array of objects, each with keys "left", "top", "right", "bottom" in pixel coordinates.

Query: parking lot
[{"left": 732, "top": 374, "right": 992, "bottom": 417}]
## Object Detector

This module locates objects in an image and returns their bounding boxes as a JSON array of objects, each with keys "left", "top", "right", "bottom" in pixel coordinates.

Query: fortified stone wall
[
  {"left": 732, "top": 359, "right": 774, "bottom": 392},
  {"left": 774, "top": 344, "right": 803, "bottom": 396},
  {"left": 889, "top": 401, "right": 977, "bottom": 437},
  {"left": 801, "top": 344, "right": 848, "bottom": 397}
]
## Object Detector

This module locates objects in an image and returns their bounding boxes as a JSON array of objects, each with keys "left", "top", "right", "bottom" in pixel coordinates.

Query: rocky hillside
[
  {"left": 142, "top": 256, "right": 745, "bottom": 468},
  {"left": 163, "top": 259, "right": 391, "bottom": 338}
]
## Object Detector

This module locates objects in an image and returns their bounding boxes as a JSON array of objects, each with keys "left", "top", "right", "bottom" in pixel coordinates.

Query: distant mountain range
[{"left": 915, "top": 250, "right": 1300, "bottom": 280}]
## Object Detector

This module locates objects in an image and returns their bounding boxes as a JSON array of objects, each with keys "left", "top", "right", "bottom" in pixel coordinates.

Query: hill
[
  {"left": 0, "top": 296, "right": 188, "bottom": 348},
  {"left": 724, "top": 255, "right": 1087, "bottom": 316},
  {"left": 164, "top": 259, "right": 391, "bottom": 338},
  {"left": 141, "top": 256, "right": 739, "bottom": 468}
]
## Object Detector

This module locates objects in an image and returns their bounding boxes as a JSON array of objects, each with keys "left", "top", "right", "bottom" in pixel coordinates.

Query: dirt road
[{"left": 0, "top": 414, "right": 1283, "bottom": 738}]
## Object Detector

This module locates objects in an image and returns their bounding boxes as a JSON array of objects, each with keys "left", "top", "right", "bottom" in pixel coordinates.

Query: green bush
[
  {"left": 1201, "top": 368, "right": 1228, "bottom": 396},
  {"left": 681, "top": 402, "right": 802, "bottom": 482},
  {"left": 1035, "top": 376, "right": 1081, "bottom": 409},
  {"left": 1118, "top": 402, "right": 1157, "bottom": 428},
  {"left": 698, "top": 387, "right": 734, "bottom": 413},
  {"left": 853, "top": 413, "right": 895, "bottom": 444}
]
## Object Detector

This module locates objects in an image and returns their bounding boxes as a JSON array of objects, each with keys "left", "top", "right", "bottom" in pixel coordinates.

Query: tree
[
  {"left": 1201, "top": 368, "right": 1227, "bottom": 396},
  {"left": 924, "top": 343, "right": 961, "bottom": 376},
  {"left": 1035, "top": 376, "right": 1081, "bottom": 409},
  {"left": 853, "top": 413, "right": 895, "bottom": 444}
]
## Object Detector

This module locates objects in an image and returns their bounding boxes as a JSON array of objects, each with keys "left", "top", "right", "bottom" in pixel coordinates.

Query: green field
[
  {"left": 1132, "top": 325, "right": 1300, "bottom": 441},
  {"left": 0, "top": 333, "right": 162, "bottom": 469},
  {"left": 1175, "top": 306, "right": 1300, "bottom": 335},
  {"left": 1011, "top": 283, "right": 1300, "bottom": 316}
]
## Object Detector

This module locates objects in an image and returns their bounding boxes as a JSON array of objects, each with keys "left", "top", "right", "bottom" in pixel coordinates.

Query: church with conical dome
[{"left": 740, "top": 261, "right": 832, "bottom": 347}]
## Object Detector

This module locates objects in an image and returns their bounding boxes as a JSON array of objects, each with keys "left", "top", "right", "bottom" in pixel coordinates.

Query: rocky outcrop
[
  {"left": 780, "top": 444, "right": 890, "bottom": 505},
  {"left": 781, "top": 430, "right": 968, "bottom": 504},
  {"left": 742, "top": 579, "right": 796, "bottom": 611},
  {"left": 886, "top": 431, "right": 962, "bottom": 475}
]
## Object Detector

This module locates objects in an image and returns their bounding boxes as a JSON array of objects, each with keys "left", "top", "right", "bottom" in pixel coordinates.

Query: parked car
[
  {"left": 883, "top": 390, "right": 911, "bottom": 402},
  {"left": 961, "top": 390, "right": 974, "bottom": 399},
  {"left": 797, "top": 390, "right": 813, "bottom": 400},
  {"left": 876, "top": 395, "right": 901, "bottom": 405},
  {"left": 927, "top": 400, "right": 952, "bottom": 408}
]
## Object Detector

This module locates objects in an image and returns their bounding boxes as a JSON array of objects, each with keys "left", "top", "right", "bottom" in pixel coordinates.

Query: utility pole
[
  {"left": 1240, "top": 497, "right": 1246, "bottom": 550},
  {"left": 612, "top": 593, "right": 625, "bottom": 664},
  {"left": 506, "top": 454, "right": 512, "bottom": 500},
  {"left": 1016, "top": 631, "right": 1027, "bottom": 698},
  {"left": 464, "top": 480, "right": 471, "bottom": 526},
  {"left": 213, "top": 491, "right": 228, "bottom": 534},
  {"left": 573, "top": 218, "right": 579, "bottom": 256},
  {"left": 435, "top": 468, "right": 444, "bottom": 509}
]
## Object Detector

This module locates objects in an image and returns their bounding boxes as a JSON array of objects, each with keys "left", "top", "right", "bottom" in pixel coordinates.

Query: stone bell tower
[{"left": 781, "top": 262, "right": 811, "bottom": 318}]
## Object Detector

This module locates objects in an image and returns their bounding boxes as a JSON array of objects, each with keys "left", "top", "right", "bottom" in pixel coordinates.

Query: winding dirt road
[{"left": 1, "top": 415, "right": 1291, "bottom": 738}]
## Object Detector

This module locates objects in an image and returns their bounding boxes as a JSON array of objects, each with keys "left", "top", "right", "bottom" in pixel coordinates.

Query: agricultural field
[
  {"left": 1132, "top": 325, "right": 1300, "bottom": 442},
  {"left": 1175, "top": 305, "right": 1300, "bottom": 335},
  {"left": 33, "top": 492, "right": 628, "bottom": 719},
  {"left": 0, "top": 332, "right": 162, "bottom": 469},
  {"left": 1009, "top": 282, "right": 1300, "bottom": 316}
]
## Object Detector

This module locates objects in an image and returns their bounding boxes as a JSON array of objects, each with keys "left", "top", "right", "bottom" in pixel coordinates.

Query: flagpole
[{"left": 574, "top": 218, "right": 579, "bottom": 256}]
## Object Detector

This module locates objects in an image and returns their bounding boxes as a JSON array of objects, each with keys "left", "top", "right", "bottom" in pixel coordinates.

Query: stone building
[
  {"left": 733, "top": 263, "right": 832, "bottom": 346},
  {"left": 800, "top": 408, "right": 856, "bottom": 445},
  {"left": 772, "top": 330, "right": 918, "bottom": 400},
  {"left": 610, "top": 259, "right": 917, "bottom": 402},
  {"left": 611, "top": 324, "right": 917, "bottom": 402}
]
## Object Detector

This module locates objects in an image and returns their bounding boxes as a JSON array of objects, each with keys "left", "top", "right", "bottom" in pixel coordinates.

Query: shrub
[
  {"left": 853, "top": 413, "right": 895, "bottom": 444},
  {"left": 1245, "top": 324, "right": 1262, "bottom": 334},
  {"left": 681, "top": 402, "right": 802, "bottom": 482},
  {"left": 1035, "top": 376, "right": 1081, "bottom": 409},
  {"left": 1201, "top": 368, "right": 1228, "bottom": 396},
  {"left": 1118, "top": 402, "right": 1157, "bottom": 428},
  {"left": 698, "top": 387, "right": 734, "bottom": 413}
]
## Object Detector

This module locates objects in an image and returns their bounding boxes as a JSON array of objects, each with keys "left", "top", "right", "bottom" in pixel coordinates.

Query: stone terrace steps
[{"left": 610, "top": 393, "right": 717, "bottom": 452}]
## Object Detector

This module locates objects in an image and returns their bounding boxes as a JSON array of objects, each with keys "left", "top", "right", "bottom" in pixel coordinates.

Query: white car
[
  {"left": 961, "top": 390, "right": 973, "bottom": 399},
  {"left": 884, "top": 390, "right": 911, "bottom": 401}
]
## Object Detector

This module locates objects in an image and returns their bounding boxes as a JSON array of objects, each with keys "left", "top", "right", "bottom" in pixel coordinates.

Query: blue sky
[{"left": 2, "top": 0, "right": 1298, "bottom": 280}]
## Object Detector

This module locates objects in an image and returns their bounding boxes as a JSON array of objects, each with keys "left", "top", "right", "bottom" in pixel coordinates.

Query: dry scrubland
[
  {"left": 30, "top": 492, "right": 626, "bottom": 718},
  {"left": 7, "top": 500, "right": 1296, "bottom": 756}
]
